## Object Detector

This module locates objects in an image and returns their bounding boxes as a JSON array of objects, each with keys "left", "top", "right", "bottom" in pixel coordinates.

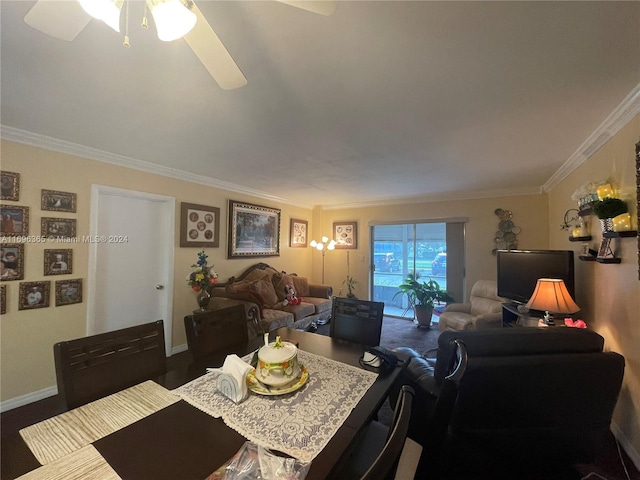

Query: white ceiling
[{"left": 2, "top": 1, "right": 639, "bottom": 208}]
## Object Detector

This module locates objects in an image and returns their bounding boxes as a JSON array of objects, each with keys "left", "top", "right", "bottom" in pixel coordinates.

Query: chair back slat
[
  {"left": 183, "top": 305, "right": 248, "bottom": 361},
  {"left": 54, "top": 320, "right": 167, "bottom": 410},
  {"left": 330, "top": 297, "right": 384, "bottom": 347}
]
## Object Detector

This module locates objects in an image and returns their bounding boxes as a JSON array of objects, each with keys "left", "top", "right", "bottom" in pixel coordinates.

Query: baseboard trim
[
  {"left": 1, "top": 386, "right": 58, "bottom": 413},
  {"left": 171, "top": 343, "right": 188, "bottom": 356},
  {"left": 1, "top": 346, "right": 189, "bottom": 413},
  {"left": 611, "top": 421, "right": 640, "bottom": 471}
]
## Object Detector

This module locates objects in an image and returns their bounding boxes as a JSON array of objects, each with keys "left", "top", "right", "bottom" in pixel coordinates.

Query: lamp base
[{"left": 543, "top": 311, "right": 554, "bottom": 326}]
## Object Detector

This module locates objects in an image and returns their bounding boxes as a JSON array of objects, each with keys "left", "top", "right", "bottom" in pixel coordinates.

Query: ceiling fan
[{"left": 23, "top": 0, "right": 337, "bottom": 90}]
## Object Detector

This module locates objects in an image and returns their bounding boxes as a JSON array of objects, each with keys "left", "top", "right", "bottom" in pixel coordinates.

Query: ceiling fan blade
[
  {"left": 24, "top": 0, "right": 91, "bottom": 41},
  {"left": 184, "top": 3, "right": 247, "bottom": 90},
  {"left": 276, "top": 1, "right": 337, "bottom": 16}
]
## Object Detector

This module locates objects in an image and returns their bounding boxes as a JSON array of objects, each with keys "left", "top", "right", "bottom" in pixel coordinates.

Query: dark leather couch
[{"left": 393, "top": 327, "right": 625, "bottom": 478}]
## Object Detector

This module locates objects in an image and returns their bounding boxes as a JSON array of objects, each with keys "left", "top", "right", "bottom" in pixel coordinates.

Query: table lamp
[{"left": 525, "top": 278, "right": 579, "bottom": 326}]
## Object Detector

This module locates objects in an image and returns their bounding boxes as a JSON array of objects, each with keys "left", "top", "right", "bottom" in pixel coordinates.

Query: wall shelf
[
  {"left": 569, "top": 235, "right": 592, "bottom": 242},
  {"left": 579, "top": 255, "right": 597, "bottom": 262},
  {"left": 596, "top": 257, "right": 622, "bottom": 264},
  {"left": 603, "top": 230, "right": 637, "bottom": 238}
]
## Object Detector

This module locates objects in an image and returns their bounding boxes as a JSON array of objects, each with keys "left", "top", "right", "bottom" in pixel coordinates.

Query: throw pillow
[
  {"left": 291, "top": 275, "right": 310, "bottom": 297},
  {"left": 248, "top": 276, "right": 279, "bottom": 308},
  {"left": 272, "top": 273, "right": 296, "bottom": 302}
]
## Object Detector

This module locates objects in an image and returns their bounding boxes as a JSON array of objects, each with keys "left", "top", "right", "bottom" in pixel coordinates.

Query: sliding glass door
[{"left": 370, "top": 221, "right": 465, "bottom": 320}]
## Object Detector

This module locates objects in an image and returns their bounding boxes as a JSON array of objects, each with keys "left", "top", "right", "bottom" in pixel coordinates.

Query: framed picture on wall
[
  {"left": 1, "top": 285, "right": 6, "bottom": 314},
  {"left": 41, "top": 217, "right": 76, "bottom": 239},
  {"left": 55, "top": 278, "right": 82, "bottom": 306},
  {"left": 597, "top": 238, "right": 612, "bottom": 259},
  {"left": 290, "top": 218, "right": 308, "bottom": 248},
  {"left": 0, "top": 171, "right": 20, "bottom": 201},
  {"left": 228, "top": 200, "right": 280, "bottom": 258},
  {"left": 333, "top": 221, "right": 358, "bottom": 249},
  {"left": 1, "top": 243, "right": 24, "bottom": 281},
  {"left": 44, "top": 249, "right": 73, "bottom": 275},
  {"left": 18, "top": 281, "right": 50, "bottom": 310},
  {"left": 41, "top": 189, "right": 77, "bottom": 213},
  {"left": 0, "top": 205, "right": 29, "bottom": 236},
  {"left": 180, "top": 202, "right": 220, "bottom": 248}
]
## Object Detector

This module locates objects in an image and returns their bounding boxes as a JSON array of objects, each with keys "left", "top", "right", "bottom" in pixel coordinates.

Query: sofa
[
  {"left": 207, "top": 263, "right": 333, "bottom": 337},
  {"left": 437, "top": 279, "right": 506, "bottom": 331},
  {"left": 392, "top": 327, "right": 625, "bottom": 478}
]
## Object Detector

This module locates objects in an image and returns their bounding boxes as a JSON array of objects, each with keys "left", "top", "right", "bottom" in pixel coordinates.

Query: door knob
[{"left": 155, "top": 284, "right": 164, "bottom": 290}]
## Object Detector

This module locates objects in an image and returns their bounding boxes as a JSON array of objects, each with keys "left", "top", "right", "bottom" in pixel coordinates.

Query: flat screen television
[{"left": 496, "top": 249, "right": 575, "bottom": 305}]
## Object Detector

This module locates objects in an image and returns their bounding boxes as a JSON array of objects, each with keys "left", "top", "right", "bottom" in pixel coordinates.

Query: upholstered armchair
[{"left": 438, "top": 279, "right": 505, "bottom": 331}]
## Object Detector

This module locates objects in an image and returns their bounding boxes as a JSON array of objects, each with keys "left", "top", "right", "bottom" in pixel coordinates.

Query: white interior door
[{"left": 87, "top": 185, "right": 175, "bottom": 355}]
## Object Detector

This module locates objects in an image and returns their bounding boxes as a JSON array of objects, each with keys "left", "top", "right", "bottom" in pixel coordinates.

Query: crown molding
[
  {"left": 0, "top": 126, "right": 314, "bottom": 210},
  {"left": 543, "top": 82, "right": 640, "bottom": 193},
  {"left": 322, "top": 186, "right": 543, "bottom": 210}
]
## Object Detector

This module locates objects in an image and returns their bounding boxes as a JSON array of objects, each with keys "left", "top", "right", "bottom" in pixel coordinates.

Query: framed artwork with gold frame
[
  {"left": 0, "top": 171, "right": 20, "bottom": 201},
  {"left": 18, "top": 281, "right": 50, "bottom": 310},
  {"left": 1, "top": 243, "right": 24, "bottom": 281},
  {"left": 41, "top": 189, "right": 77, "bottom": 212},
  {"left": 228, "top": 200, "right": 280, "bottom": 258},
  {"left": 55, "top": 278, "right": 83, "bottom": 306}
]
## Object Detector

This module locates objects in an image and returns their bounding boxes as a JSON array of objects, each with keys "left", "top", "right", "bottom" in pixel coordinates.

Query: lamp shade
[
  {"left": 78, "top": 0, "right": 123, "bottom": 32},
  {"left": 147, "top": 0, "right": 197, "bottom": 41},
  {"left": 525, "top": 278, "right": 579, "bottom": 314}
]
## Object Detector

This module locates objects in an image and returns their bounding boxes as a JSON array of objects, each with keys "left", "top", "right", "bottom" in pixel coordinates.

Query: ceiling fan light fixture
[
  {"left": 77, "top": 0, "right": 123, "bottom": 32},
  {"left": 147, "top": 0, "right": 197, "bottom": 42}
]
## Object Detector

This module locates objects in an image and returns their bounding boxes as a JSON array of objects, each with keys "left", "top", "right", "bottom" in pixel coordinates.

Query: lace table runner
[
  {"left": 20, "top": 381, "right": 179, "bottom": 465},
  {"left": 174, "top": 350, "right": 378, "bottom": 463}
]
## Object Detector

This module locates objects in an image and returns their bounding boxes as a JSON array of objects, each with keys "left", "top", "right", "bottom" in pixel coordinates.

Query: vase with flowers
[{"left": 187, "top": 250, "right": 218, "bottom": 310}]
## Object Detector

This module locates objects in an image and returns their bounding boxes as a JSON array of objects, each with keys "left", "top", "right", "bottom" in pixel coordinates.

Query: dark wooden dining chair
[
  {"left": 54, "top": 320, "right": 167, "bottom": 410},
  {"left": 330, "top": 297, "right": 385, "bottom": 347},
  {"left": 183, "top": 305, "right": 248, "bottom": 361},
  {"left": 335, "top": 385, "right": 417, "bottom": 480}
]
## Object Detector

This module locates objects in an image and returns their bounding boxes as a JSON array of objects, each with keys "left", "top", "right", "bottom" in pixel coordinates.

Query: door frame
[{"left": 87, "top": 185, "right": 175, "bottom": 355}]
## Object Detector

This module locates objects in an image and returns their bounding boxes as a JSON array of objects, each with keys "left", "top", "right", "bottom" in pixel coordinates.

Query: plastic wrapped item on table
[{"left": 206, "top": 441, "right": 311, "bottom": 480}]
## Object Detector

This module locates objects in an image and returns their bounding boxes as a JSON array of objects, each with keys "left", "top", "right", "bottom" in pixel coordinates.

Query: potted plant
[
  {"left": 393, "top": 271, "right": 453, "bottom": 327},
  {"left": 593, "top": 198, "right": 627, "bottom": 232},
  {"left": 342, "top": 276, "right": 358, "bottom": 299}
]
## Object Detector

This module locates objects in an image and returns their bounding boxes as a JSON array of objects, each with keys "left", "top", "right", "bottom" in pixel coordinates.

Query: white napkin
[{"left": 216, "top": 354, "right": 253, "bottom": 404}]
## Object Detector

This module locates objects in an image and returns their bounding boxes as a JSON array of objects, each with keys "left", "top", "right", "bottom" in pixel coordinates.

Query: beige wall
[
  {"left": 547, "top": 114, "right": 640, "bottom": 465},
  {"left": 311, "top": 196, "right": 549, "bottom": 301},
  {"left": 0, "top": 140, "right": 313, "bottom": 401}
]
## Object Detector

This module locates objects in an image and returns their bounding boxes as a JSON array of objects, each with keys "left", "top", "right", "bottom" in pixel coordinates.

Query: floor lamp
[{"left": 309, "top": 236, "right": 336, "bottom": 284}]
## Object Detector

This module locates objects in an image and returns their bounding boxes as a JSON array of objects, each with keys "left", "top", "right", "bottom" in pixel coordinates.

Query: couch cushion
[
  {"left": 261, "top": 308, "right": 294, "bottom": 331},
  {"left": 276, "top": 301, "right": 315, "bottom": 321},
  {"left": 291, "top": 275, "right": 310, "bottom": 297},
  {"left": 301, "top": 296, "right": 332, "bottom": 315}
]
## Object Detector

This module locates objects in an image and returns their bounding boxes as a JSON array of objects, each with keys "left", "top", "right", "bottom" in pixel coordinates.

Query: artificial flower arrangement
[
  {"left": 564, "top": 318, "right": 587, "bottom": 328},
  {"left": 186, "top": 250, "right": 218, "bottom": 292}
]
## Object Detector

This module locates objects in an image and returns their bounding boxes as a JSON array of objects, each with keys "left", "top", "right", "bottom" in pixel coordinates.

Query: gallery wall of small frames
[{"left": 1, "top": 171, "right": 82, "bottom": 313}]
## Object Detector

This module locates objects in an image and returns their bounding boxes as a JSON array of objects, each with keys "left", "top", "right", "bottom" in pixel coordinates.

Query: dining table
[{"left": 1, "top": 327, "right": 406, "bottom": 480}]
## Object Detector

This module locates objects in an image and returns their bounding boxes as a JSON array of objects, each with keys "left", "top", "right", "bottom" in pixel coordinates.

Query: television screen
[{"left": 496, "top": 249, "right": 575, "bottom": 305}]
